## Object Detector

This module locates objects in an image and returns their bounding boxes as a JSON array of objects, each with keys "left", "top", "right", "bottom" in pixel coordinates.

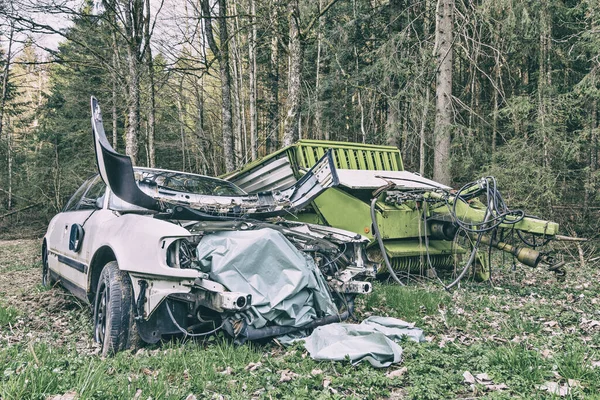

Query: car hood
[{"left": 91, "top": 96, "right": 339, "bottom": 220}]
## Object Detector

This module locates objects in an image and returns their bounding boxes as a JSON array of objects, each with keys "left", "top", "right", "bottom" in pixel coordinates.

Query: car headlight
[{"left": 166, "top": 239, "right": 198, "bottom": 269}]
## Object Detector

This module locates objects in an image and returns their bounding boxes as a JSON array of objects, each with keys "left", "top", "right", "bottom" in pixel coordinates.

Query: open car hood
[{"left": 91, "top": 96, "right": 339, "bottom": 220}]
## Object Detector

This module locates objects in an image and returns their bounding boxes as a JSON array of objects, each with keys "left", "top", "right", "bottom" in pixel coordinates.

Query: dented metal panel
[{"left": 231, "top": 155, "right": 297, "bottom": 193}]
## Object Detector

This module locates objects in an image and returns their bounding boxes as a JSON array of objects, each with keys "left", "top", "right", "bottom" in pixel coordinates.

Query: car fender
[{"left": 87, "top": 214, "right": 202, "bottom": 317}]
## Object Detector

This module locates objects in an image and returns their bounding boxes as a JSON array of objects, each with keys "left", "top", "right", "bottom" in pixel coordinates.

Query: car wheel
[
  {"left": 41, "top": 242, "right": 54, "bottom": 288},
  {"left": 93, "top": 261, "right": 138, "bottom": 356}
]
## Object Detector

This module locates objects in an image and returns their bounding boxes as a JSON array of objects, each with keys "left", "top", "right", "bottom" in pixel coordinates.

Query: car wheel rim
[{"left": 95, "top": 284, "right": 108, "bottom": 344}]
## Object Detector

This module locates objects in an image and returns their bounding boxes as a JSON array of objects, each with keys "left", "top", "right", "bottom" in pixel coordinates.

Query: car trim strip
[
  {"left": 50, "top": 270, "right": 88, "bottom": 302},
  {"left": 53, "top": 252, "right": 88, "bottom": 274}
]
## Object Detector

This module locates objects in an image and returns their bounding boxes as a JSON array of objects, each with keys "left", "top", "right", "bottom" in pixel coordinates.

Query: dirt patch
[{"left": 0, "top": 239, "right": 99, "bottom": 355}]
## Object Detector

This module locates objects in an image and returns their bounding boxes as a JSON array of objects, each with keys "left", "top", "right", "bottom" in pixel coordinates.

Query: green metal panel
[
  {"left": 313, "top": 188, "right": 428, "bottom": 240},
  {"left": 429, "top": 200, "right": 559, "bottom": 236},
  {"left": 347, "top": 149, "right": 358, "bottom": 169},
  {"left": 336, "top": 149, "right": 349, "bottom": 168},
  {"left": 382, "top": 239, "right": 465, "bottom": 257},
  {"left": 292, "top": 140, "right": 404, "bottom": 171}
]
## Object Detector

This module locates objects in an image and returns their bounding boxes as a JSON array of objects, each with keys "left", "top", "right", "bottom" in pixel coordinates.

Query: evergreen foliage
[{"left": 0, "top": 0, "right": 598, "bottom": 235}]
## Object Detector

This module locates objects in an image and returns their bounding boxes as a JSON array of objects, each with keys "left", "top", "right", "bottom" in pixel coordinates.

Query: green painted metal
[
  {"left": 381, "top": 239, "right": 464, "bottom": 257},
  {"left": 427, "top": 195, "right": 560, "bottom": 236},
  {"left": 293, "top": 140, "right": 404, "bottom": 171},
  {"left": 225, "top": 139, "right": 559, "bottom": 278}
]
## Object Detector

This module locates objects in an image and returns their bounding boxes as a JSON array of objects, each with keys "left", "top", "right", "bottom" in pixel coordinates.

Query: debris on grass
[
  {"left": 46, "top": 392, "right": 77, "bottom": 400},
  {"left": 538, "top": 380, "right": 580, "bottom": 396},
  {"left": 463, "top": 371, "right": 508, "bottom": 391},
  {"left": 244, "top": 362, "right": 262, "bottom": 372},
  {"left": 385, "top": 367, "right": 407, "bottom": 379},
  {"left": 278, "top": 369, "right": 299, "bottom": 382}
]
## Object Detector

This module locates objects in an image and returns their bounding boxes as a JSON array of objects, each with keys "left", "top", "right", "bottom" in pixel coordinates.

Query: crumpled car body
[{"left": 41, "top": 97, "right": 375, "bottom": 355}]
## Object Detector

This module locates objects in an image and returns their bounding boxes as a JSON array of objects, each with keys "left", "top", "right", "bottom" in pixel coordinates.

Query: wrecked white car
[{"left": 42, "top": 97, "right": 375, "bottom": 355}]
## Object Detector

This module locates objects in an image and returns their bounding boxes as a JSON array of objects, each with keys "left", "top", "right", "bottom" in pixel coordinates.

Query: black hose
[
  {"left": 166, "top": 300, "right": 224, "bottom": 337},
  {"left": 370, "top": 197, "right": 405, "bottom": 286},
  {"left": 443, "top": 230, "right": 484, "bottom": 290},
  {"left": 230, "top": 299, "right": 355, "bottom": 343},
  {"left": 450, "top": 177, "right": 525, "bottom": 233}
]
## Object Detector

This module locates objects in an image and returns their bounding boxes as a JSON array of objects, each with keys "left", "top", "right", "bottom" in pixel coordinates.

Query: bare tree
[
  {"left": 432, "top": 0, "right": 453, "bottom": 185},
  {"left": 201, "top": 0, "right": 235, "bottom": 172},
  {"left": 248, "top": 0, "right": 258, "bottom": 160}
]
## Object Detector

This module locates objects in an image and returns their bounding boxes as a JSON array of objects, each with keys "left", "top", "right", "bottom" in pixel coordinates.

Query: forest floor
[{"left": 1, "top": 239, "right": 600, "bottom": 399}]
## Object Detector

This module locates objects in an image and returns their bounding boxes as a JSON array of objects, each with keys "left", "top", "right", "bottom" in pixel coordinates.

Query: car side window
[
  {"left": 63, "top": 176, "right": 106, "bottom": 212},
  {"left": 79, "top": 176, "right": 107, "bottom": 210},
  {"left": 64, "top": 180, "right": 92, "bottom": 212}
]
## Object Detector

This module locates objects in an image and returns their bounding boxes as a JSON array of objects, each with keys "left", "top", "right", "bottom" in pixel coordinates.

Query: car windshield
[{"left": 134, "top": 168, "right": 246, "bottom": 196}]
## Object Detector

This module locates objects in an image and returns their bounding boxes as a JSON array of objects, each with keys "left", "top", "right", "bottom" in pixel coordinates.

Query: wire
[
  {"left": 370, "top": 197, "right": 405, "bottom": 286},
  {"left": 165, "top": 301, "right": 224, "bottom": 337},
  {"left": 449, "top": 177, "right": 525, "bottom": 233}
]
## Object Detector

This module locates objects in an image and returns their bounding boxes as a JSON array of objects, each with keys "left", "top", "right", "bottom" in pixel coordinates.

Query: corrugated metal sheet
[{"left": 229, "top": 155, "right": 297, "bottom": 193}]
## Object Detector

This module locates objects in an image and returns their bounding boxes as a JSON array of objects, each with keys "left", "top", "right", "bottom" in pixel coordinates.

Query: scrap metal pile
[{"left": 225, "top": 140, "right": 572, "bottom": 288}]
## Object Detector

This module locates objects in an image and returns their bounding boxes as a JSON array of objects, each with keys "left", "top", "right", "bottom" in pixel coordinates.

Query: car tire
[
  {"left": 93, "top": 261, "right": 138, "bottom": 356},
  {"left": 41, "top": 242, "right": 54, "bottom": 288}
]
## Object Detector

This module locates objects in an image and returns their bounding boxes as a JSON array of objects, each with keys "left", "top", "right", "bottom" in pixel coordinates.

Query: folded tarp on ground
[
  {"left": 197, "top": 228, "right": 338, "bottom": 329},
  {"left": 301, "top": 316, "right": 425, "bottom": 368}
]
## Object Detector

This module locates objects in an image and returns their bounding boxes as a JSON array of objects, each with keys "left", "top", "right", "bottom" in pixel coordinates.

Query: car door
[{"left": 47, "top": 175, "right": 107, "bottom": 299}]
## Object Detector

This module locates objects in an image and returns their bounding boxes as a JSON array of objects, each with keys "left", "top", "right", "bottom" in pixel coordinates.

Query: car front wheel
[{"left": 93, "top": 261, "right": 137, "bottom": 356}]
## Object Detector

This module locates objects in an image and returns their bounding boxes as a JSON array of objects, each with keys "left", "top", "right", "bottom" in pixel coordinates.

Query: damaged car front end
[
  {"left": 140, "top": 220, "right": 375, "bottom": 345},
  {"left": 42, "top": 97, "right": 375, "bottom": 355}
]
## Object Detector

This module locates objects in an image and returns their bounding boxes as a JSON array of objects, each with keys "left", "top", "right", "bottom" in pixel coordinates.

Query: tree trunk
[
  {"left": 492, "top": 44, "right": 500, "bottom": 156},
  {"left": 282, "top": 0, "right": 302, "bottom": 147},
  {"left": 538, "top": 0, "right": 551, "bottom": 170},
  {"left": 314, "top": 0, "right": 323, "bottom": 140},
  {"left": 201, "top": 0, "right": 235, "bottom": 172},
  {"left": 432, "top": 0, "right": 453, "bottom": 186},
  {"left": 248, "top": 0, "right": 258, "bottom": 160},
  {"left": 177, "top": 78, "right": 186, "bottom": 171},
  {"left": 125, "top": 47, "right": 140, "bottom": 165},
  {"left": 7, "top": 118, "right": 12, "bottom": 210},
  {"left": 111, "top": 70, "right": 118, "bottom": 150},
  {"left": 231, "top": 27, "right": 243, "bottom": 168},
  {"left": 267, "top": 0, "right": 280, "bottom": 152},
  {"left": 0, "top": 24, "right": 14, "bottom": 140},
  {"left": 145, "top": 0, "right": 156, "bottom": 167},
  {"left": 419, "top": 87, "right": 430, "bottom": 176}
]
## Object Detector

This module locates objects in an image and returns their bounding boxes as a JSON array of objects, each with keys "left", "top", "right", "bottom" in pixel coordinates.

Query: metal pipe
[{"left": 226, "top": 299, "right": 354, "bottom": 344}]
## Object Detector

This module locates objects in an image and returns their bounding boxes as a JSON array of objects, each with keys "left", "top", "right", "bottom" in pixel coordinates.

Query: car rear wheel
[
  {"left": 93, "top": 261, "right": 138, "bottom": 356},
  {"left": 41, "top": 242, "right": 54, "bottom": 288}
]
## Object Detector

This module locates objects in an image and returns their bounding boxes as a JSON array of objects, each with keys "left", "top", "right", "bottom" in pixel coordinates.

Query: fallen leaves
[
  {"left": 463, "top": 371, "right": 507, "bottom": 392},
  {"left": 580, "top": 318, "right": 600, "bottom": 331},
  {"left": 538, "top": 380, "right": 580, "bottom": 396},
  {"left": 385, "top": 367, "right": 407, "bottom": 379},
  {"left": 244, "top": 362, "right": 262, "bottom": 372},
  {"left": 278, "top": 369, "right": 299, "bottom": 383},
  {"left": 46, "top": 392, "right": 77, "bottom": 400}
]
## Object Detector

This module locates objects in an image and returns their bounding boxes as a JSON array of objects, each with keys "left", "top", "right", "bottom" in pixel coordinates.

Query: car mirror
[
  {"left": 69, "top": 224, "right": 85, "bottom": 252},
  {"left": 80, "top": 197, "right": 101, "bottom": 209}
]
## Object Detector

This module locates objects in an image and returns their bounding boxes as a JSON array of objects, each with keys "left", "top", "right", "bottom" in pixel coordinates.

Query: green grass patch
[
  {"left": 0, "top": 303, "right": 18, "bottom": 327},
  {"left": 361, "top": 283, "right": 450, "bottom": 324},
  {"left": 0, "top": 339, "right": 401, "bottom": 400}
]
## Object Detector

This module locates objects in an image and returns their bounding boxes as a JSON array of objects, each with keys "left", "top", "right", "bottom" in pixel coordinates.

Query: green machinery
[{"left": 224, "top": 140, "right": 566, "bottom": 285}]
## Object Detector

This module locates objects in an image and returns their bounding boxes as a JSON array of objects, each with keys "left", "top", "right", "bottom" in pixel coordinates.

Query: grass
[
  {"left": 0, "top": 303, "right": 18, "bottom": 327},
  {"left": 2, "top": 239, "right": 600, "bottom": 399}
]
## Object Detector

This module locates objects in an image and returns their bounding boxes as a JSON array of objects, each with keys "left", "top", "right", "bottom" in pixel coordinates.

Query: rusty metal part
[
  {"left": 478, "top": 235, "right": 542, "bottom": 268},
  {"left": 553, "top": 235, "right": 588, "bottom": 242}
]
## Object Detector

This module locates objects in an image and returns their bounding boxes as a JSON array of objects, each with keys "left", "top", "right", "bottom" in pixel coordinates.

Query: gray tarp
[
  {"left": 197, "top": 228, "right": 338, "bottom": 329},
  {"left": 301, "top": 317, "right": 425, "bottom": 368}
]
